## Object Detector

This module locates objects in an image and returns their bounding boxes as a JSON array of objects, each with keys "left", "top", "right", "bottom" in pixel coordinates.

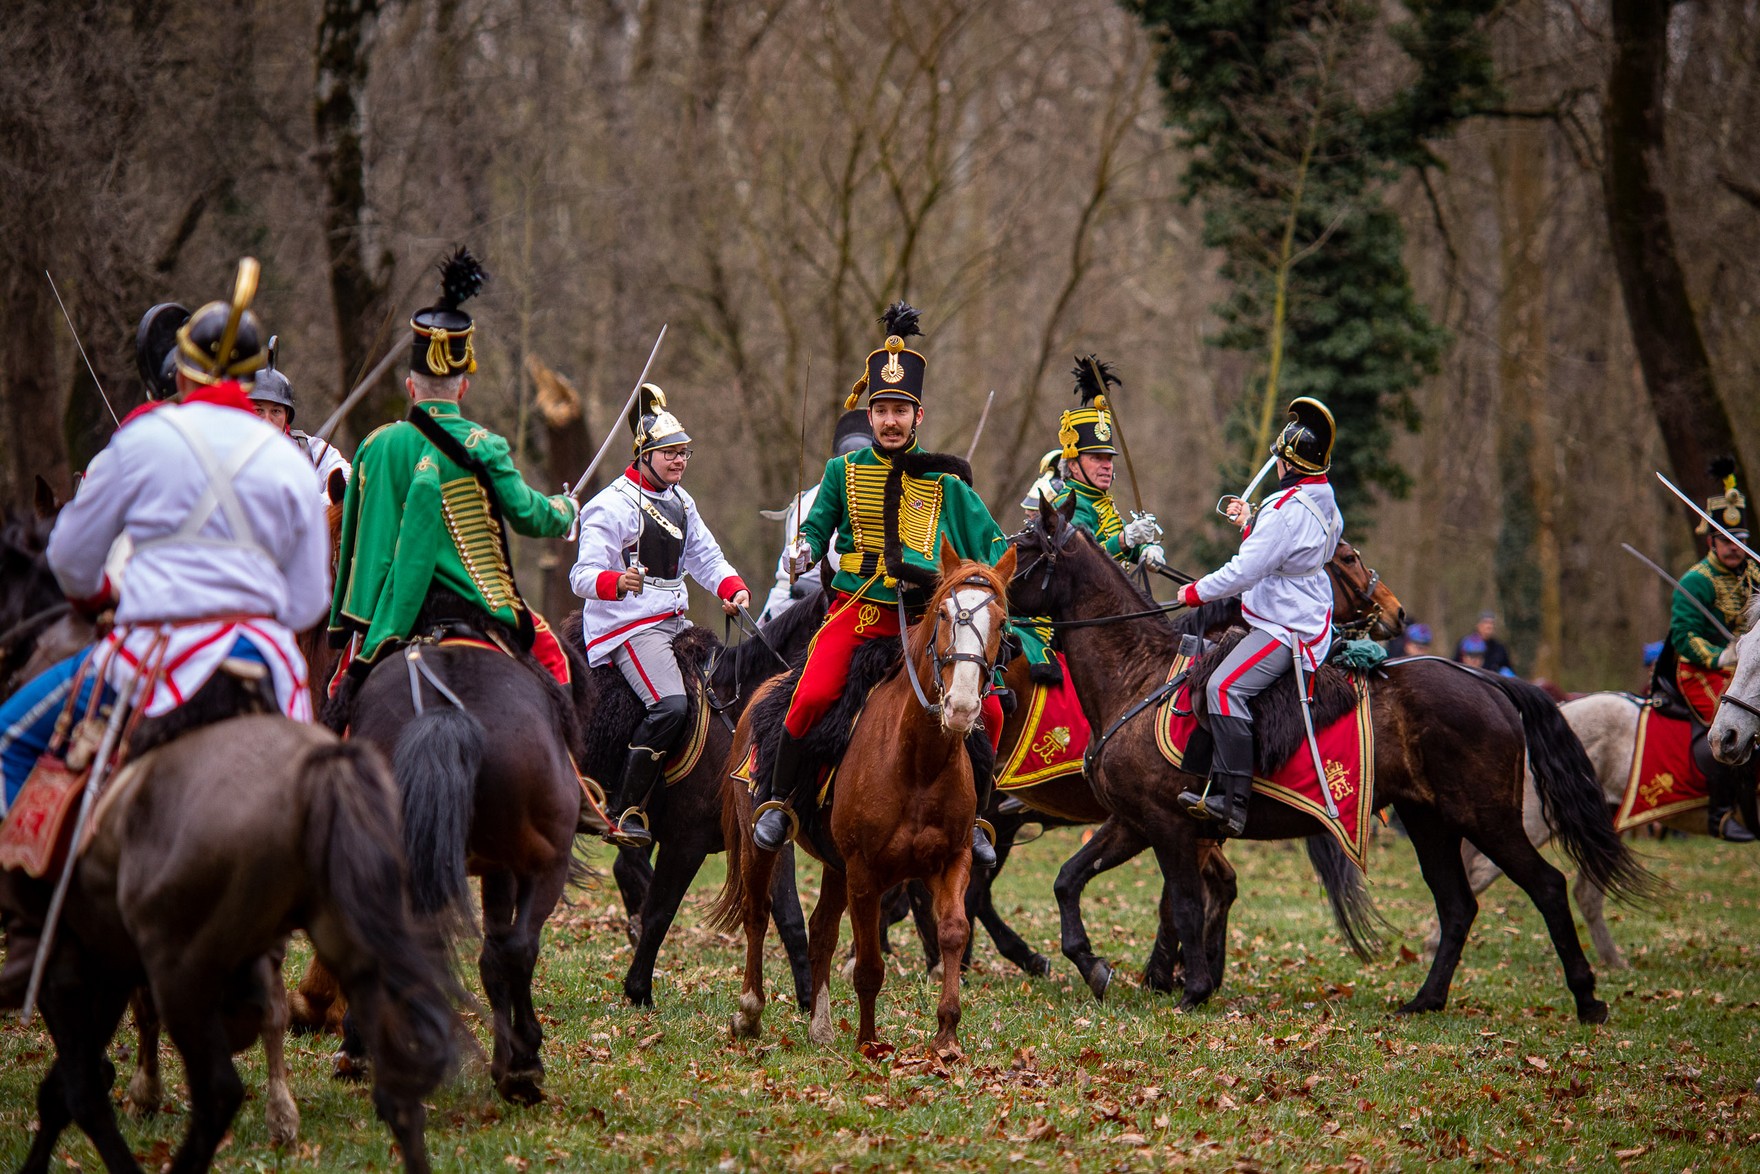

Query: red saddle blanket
[
  {"left": 0, "top": 756, "right": 87, "bottom": 878},
  {"left": 1614, "top": 704, "right": 1707, "bottom": 832},
  {"left": 996, "top": 659, "right": 1089, "bottom": 791},
  {"left": 1154, "top": 655, "right": 1378, "bottom": 872}
]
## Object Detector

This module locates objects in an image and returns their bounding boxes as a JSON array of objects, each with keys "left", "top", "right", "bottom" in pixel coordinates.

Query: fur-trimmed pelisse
[
  {"left": 882, "top": 450, "right": 974, "bottom": 594},
  {"left": 1186, "top": 629, "right": 1360, "bottom": 775}
]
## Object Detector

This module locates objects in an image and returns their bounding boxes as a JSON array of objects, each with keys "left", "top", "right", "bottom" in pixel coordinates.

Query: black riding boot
[
  {"left": 1707, "top": 774, "right": 1757, "bottom": 843},
  {"left": 1177, "top": 714, "right": 1254, "bottom": 837},
  {"left": 605, "top": 747, "right": 664, "bottom": 848},
  {"left": 754, "top": 730, "right": 808, "bottom": 851},
  {"left": 971, "top": 763, "right": 998, "bottom": 871}
]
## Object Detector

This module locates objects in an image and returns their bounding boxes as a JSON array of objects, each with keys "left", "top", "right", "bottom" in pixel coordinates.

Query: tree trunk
[
  {"left": 2, "top": 248, "right": 69, "bottom": 507},
  {"left": 1602, "top": 0, "right": 1743, "bottom": 492}
]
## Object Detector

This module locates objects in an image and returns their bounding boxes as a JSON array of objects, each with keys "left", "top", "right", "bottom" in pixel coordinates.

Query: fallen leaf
[
  {"left": 858, "top": 1041, "right": 896, "bottom": 1063},
  {"left": 637, "top": 1031, "right": 663, "bottom": 1050},
  {"left": 1321, "top": 1120, "right": 1341, "bottom": 1135},
  {"left": 1614, "top": 1146, "right": 1648, "bottom": 1161},
  {"left": 1526, "top": 1056, "right": 1549, "bottom": 1072},
  {"left": 1023, "top": 1117, "right": 1058, "bottom": 1143}
]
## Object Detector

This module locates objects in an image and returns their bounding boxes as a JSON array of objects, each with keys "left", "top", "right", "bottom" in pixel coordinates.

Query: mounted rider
[
  {"left": 1666, "top": 457, "right": 1758, "bottom": 842},
  {"left": 327, "top": 247, "right": 578, "bottom": 691},
  {"left": 752, "top": 303, "right": 1009, "bottom": 865},
  {"left": 248, "top": 336, "right": 352, "bottom": 494},
  {"left": 0, "top": 260, "right": 329, "bottom": 998},
  {"left": 570, "top": 386, "right": 750, "bottom": 848},
  {"left": 758, "top": 410, "right": 874, "bottom": 623},
  {"left": 1174, "top": 398, "right": 1342, "bottom": 837}
]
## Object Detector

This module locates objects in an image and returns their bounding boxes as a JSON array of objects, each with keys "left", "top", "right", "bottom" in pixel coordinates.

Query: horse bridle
[
  {"left": 1717, "top": 689, "right": 1760, "bottom": 725},
  {"left": 1329, "top": 554, "right": 1388, "bottom": 638},
  {"left": 899, "top": 574, "right": 1006, "bottom": 718}
]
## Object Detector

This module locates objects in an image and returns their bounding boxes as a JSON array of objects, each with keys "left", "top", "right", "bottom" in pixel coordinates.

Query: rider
[
  {"left": 570, "top": 385, "right": 750, "bottom": 848},
  {"left": 751, "top": 303, "right": 1009, "bottom": 866},
  {"left": 248, "top": 336, "right": 353, "bottom": 493},
  {"left": 759, "top": 410, "right": 874, "bottom": 623},
  {"left": 1172, "top": 398, "right": 1342, "bottom": 837},
  {"left": 1667, "top": 457, "right": 1759, "bottom": 842},
  {"left": 327, "top": 246, "right": 578, "bottom": 689}
]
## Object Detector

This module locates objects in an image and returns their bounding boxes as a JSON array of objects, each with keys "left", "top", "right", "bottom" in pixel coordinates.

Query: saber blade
[
  {"left": 571, "top": 324, "right": 668, "bottom": 502},
  {"left": 964, "top": 389, "right": 996, "bottom": 464},
  {"left": 46, "top": 271, "right": 119, "bottom": 427},
  {"left": 1620, "top": 542, "right": 1736, "bottom": 643},
  {"left": 1657, "top": 471, "right": 1760, "bottom": 565}
]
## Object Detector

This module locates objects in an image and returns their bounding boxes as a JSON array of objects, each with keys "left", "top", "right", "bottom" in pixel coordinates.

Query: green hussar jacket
[
  {"left": 1670, "top": 552, "right": 1760, "bottom": 669},
  {"left": 797, "top": 443, "right": 1007, "bottom": 608},
  {"left": 1054, "top": 476, "right": 1146, "bottom": 563},
  {"left": 329, "top": 400, "right": 577, "bottom": 664}
]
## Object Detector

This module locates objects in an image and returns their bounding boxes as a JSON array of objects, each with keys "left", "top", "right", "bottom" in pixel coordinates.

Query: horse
[
  {"left": 713, "top": 541, "right": 1015, "bottom": 1050},
  {"left": 1009, "top": 495, "right": 1653, "bottom": 1022},
  {"left": 932, "top": 537, "right": 1406, "bottom": 982},
  {"left": 10, "top": 715, "right": 456, "bottom": 1174},
  {"left": 1708, "top": 599, "right": 1760, "bottom": 778},
  {"left": 339, "top": 596, "right": 588, "bottom": 1105}
]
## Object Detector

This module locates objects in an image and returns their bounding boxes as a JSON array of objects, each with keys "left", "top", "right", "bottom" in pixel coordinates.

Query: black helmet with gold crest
[
  {"left": 629, "top": 384, "right": 691, "bottom": 457},
  {"left": 844, "top": 302, "right": 926, "bottom": 410},
  {"left": 411, "top": 247, "right": 487, "bottom": 377},
  {"left": 1271, "top": 396, "right": 1335, "bottom": 475},
  {"left": 1059, "top": 355, "right": 1120, "bottom": 460},
  {"left": 175, "top": 258, "right": 267, "bottom": 388},
  {"left": 1698, "top": 456, "right": 1748, "bottom": 539}
]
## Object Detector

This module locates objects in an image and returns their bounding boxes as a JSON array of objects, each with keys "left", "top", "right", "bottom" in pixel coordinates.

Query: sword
[
  {"left": 1216, "top": 454, "right": 1278, "bottom": 523},
  {"left": 736, "top": 605, "right": 791, "bottom": 671},
  {"left": 963, "top": 389, "right": 995, "bottom": 464},
  {"left": 789, "top": 359, "right": 812, "bottom": 582},
  {"left": 46, "top": 271, "right": 120, "bottom": 428},
  {"left": 1658, "top": 471, "right": 1760, "bottom": 564},
  {"left": 1620, "top": 542, "right": 1737, "bottom": 643},
  {"left": 1290, "top": 652, "right": 1341, "bottom": 822},
  {"left": 313, "top": 342, "right": 404, "bottom": 442},
  {"left": 569, "top": 324, "right": 668, "bottom": 504}
]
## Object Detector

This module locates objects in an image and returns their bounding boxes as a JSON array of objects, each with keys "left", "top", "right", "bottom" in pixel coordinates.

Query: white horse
[{"left": 1709, "top": 599, "right": 1760, "bottom": 764}]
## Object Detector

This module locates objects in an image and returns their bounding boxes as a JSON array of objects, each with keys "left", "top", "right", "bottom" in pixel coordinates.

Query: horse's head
[
  {"left": 1007, "top": 493, "right": 1083, "bottom": 617},
  {"left": 1327, "top": 539, "right": 1404, "bottom": 641},
  {"left": 917, "top": 537, "right": 1014, "bottom": 735},
  {"left": 1710, "top": 604, "right": 1760, "bottom": 767}
]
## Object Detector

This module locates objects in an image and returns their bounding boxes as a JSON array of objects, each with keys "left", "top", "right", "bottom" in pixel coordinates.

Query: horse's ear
[
  {"left": 994, "top": 545, "right": 1017, "bottom": 583},
  {"left": 1058, "top": 491, "right": 1078, "bottom": 526},
  {"left": 1036, "top": 491, "right": 1057, "bottom": 525},
  {"left": 326, "top": 469, "right": 348, "bottom": 505},
  {"left": 33, "top": 475, "right": 57, "bottom": 519},
  {"left": 939, "top": 535, "right": 961, "bottom": 575}
]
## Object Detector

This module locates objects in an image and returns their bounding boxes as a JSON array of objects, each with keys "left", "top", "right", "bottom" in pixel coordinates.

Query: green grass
[{"left": 3, "top": 829, "right": 1757, "bottom": 1170}]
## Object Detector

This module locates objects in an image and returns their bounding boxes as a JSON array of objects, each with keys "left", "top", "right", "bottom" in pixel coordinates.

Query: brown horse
[
  {"left": 10, "top": 717, "right": 456, "bottom": 1174},
  {"left": 714, "top": 542, "right": 1015, "bottom": 1051},
  {"left": 1010, "top": 496, "right": 1653, "bottom": 1022}
]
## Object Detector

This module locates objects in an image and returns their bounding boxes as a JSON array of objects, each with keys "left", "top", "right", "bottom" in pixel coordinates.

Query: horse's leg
[
  {"left": 288, "top": 953, "right": 343, "bottom": 1035},
  {"left": 1148, "top": 839, "right": 1215, "bottom": 1010},
  {"left": 1053, "top": 817, "right": 1148, "bottom": 999},
  {"left": 479, "top": 862, "right": 568, "bottom": 1105},
  {"left": 767, "top": 844, "right": 814, "bottom": 1011},
  {"left": 845, "top": 871, "right": 887, "bottom": 1047},
  {"left": 907, "top": 880, "right": 941, "bottom": 977},
  {"left": 26, "top": 962, "right": 137, "bottom": 1174},
  {"left": 1394, "top": 802, "right": 1476, "bottom": 1015},
  {"left": 729, "top": 846, "right": 779, "bottom": 1040},
  {"left": 159, "top": 982, "right": 248, "bottom": 1174},
  {"left": 125, "top": 988, "right": 162, "bottom": 1115},
  {"left": 478, "top": 869, "right": 521, "bottom": 1090},
  {"left": 261, "top": 953, "right": 299, "bottom": 1147},
  {"left": 972, "top": 813, "right": 1051, "bottom": 977},
  {"left": 19, "top": 1059, "right": 72, "bottom": 1174},
  {"left": 1573, "top": 870, "right": 1627, "bottom": 969},
  {"left": 1469, "top": 822, "right": 1607, "bottom": 1023},
  {"left": 1201, "top": 844, "right": 1238, "bottom": 989},
  {"left": 927, "top": 857, "right": 972, "bottom": 1053},
  {"left": 624, "top": 840, "right": 701, "bottom": 1007},
  {"left": 1141, "top": 877, "right": 1181, "bottom": 993},
  {"left": 613, "top": 845, "right": 654, "bottom": 951},
  {"left": 1427, "top": 841, "right": 1508, "bottom": 957},
  {"left": 805, "top": 869, "right": 848, "bottom": 1046}
]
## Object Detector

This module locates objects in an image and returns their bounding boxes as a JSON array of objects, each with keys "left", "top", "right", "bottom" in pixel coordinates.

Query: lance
[
  {"left": 1089, "top": 358, "right": 1146, "bottom": 514},
  {"left": 45, "top": 271, "right": 120, "bottom": 428},
  {"left": 568, "top": 324, "right": 668, "bottom": 503},
  {"left": 1657, "top": 471, "right": 1760, "bottom": 565},
  {"left": 313, "top": 343, "right": 405, "bottom": 443},
  {"left": 1620, "top": 542, "right": 1737, "bottom": 643},
  {"left": 963, "top": 389, "right": 996, "bottom": 464},
  {"left": 786, "top": 358, "right": 813, "bottom": 581}
]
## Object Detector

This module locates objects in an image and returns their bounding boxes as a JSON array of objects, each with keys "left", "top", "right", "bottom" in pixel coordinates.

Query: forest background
[{"left": 2, "top": 0, "right": 1756, "bottom": 692}]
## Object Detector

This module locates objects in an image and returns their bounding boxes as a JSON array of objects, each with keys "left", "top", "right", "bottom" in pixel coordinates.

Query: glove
[
  {"left": 1122, "top": 512, "right": 1162, "bottom": 547},
  {"left": 785, "top": 538, "right": 813, "bottom": 578},
  {"left": 1138, "top": 543, "right": 1166, "bottom": 568},
  {"left": 1179, "top": 582, "right": 1202, "bottom": 608},
  {"left": 1718, "top": 644, "right": 1739, "bottom": 670}
]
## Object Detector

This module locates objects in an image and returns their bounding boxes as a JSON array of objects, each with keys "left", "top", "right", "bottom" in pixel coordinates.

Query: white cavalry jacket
[
  {"left": 759, "top": 482, "right": 822, "bottom": 623},
  {"left": 1194, "top": 476, "right": 1341, "bottom": 668}
]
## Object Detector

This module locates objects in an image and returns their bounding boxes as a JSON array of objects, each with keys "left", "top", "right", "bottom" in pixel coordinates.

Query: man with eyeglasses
[{"left": 571, "top": 384, "right": 750, "bottom": 847}]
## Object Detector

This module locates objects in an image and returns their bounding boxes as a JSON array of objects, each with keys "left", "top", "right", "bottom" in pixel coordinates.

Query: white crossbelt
[{"left": 135, "top": 410, "right": 278, "bottom": 561}]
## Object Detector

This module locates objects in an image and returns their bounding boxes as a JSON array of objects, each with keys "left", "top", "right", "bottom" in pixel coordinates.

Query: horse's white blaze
[
  {"left": 1710, "top": 612, "right": 1760, "bottom": 764},
  {"left": 940, "top": 586, "right": 992, "bottom": 732}
]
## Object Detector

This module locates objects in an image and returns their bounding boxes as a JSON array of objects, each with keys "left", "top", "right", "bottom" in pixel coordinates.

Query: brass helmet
[
  {"left": 175, "top": 258, "right": 267, "bottom": 387},
  {"left": 628, "top": 384, "right": 691, "bottom": 457},
  {"left": 1271, "top": 396, "right": 1335, "bottom": 475},
  {"left": 1020, "top": 449, "right": 1065, "bottom": 512}
]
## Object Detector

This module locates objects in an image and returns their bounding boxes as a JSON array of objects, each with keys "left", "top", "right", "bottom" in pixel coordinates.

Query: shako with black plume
[
  {"left": 1699, "top": 456, "right": 1748, "bottom": 538},
  {"left": 1058, "top": 354, "right": 1120, "bottom": 460},
  {"left": 410, "top": 246, "right": 488, "bottom": 377},
  {"left": 845, "top": 301, "right": 927, "bottom": 410}
]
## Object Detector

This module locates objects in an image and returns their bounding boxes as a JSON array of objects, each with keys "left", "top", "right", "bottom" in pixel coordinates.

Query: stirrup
[
  {"left": 974, "top": 818, "right": 996, "bottom": 849},
  {"left": 605, "top": 807, "right": 651, "bottom": 848},
  {"left": 753, "top": 799, "right": 799, "bottom": 846},
  {"left": 1177, "top": 781, "right": 1214, "bottom": 819}
]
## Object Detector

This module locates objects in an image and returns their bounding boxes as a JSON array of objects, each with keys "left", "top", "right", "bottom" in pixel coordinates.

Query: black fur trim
[
  {"left": 1186, "top": 630, "right": 1358, "bottom": 774},
  {"left": 1028, "top": 659, "right": 1064, "bottom": 687},
  {"left": 130, "top": 672, "right": 272, "bottom": 758},
  {"left": 882, "top": 450, "right": 975, "bottom": 593}
]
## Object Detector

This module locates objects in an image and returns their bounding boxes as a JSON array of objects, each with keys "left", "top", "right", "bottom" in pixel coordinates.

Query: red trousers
[{"left": 784, "top": 592, "right": 1002, "bottom": 750}]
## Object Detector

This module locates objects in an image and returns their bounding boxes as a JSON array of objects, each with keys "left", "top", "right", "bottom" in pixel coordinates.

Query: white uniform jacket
[
  {"left": 759, "top": 483, "right": 822, "bottom": 623},
  {"left": 46, "top": 396, "right": 331, "bottom": 717},
  {"left": 1194, "top": 476, "right": 1341, "bottom": 668},
  {"left": 293, "top": 430, "right": 352, "bottom": 494},
  {"left": 570, "top": 468, "right": 746, "bottom": 667}
]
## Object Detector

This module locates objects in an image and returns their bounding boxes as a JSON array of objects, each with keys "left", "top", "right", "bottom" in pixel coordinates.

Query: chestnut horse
[{"left": 713, "top": 542, "right": 1015, "bottom": 1051}]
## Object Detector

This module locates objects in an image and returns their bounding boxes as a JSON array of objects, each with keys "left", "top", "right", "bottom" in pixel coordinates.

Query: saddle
[
  {"left": 1183, "top": 630, "right": 1361, "bottom": 777},
  {"left": 555, "top": 613, "right": 718, "bottom": 788}
]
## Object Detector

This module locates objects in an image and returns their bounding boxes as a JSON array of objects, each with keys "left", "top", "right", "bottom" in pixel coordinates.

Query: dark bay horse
[
  {"left": 11, "top": 717, "right": 455, "bottom": 1174},
  {"left": 1010, "top": 497, "right": 1653, "bottom": 1022},
  {"left": 715, "top": 543, "right": 1015, "bottom": 1051},
  {"left": 344, "top": 623, "right": 583, "bottom": 1105}
]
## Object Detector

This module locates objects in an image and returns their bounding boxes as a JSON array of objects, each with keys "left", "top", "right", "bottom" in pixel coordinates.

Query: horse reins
[
  {"left": 1717, "top": 689, "right": 1760, "bottom": 725},
  {"left": 898, "top": 573, "right": 1005, "bottom": 718}
]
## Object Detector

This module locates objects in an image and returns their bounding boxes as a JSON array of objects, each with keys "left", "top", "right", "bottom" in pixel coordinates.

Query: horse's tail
[
  {"left": 391, "top": 707, "right": 485, "bottom": 934},
  {"left": 300, "top": 742, "right": 457, "bottom": 1091},
  {"left": 1303, "top": 834, "right": 1388, "bottom": 960},
  {"left": 706, "top": 770, "right": 751, "bottom": 935},
  {"left": 1483, "top": 673, "right": 1657, "bottom": 903}
]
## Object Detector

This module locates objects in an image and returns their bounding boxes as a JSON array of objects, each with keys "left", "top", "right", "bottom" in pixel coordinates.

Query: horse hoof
[
  {"left": 1027, "top": 954, "right": 1052, "bottom": 979},
  {"left": 808, "top": 1017, "right": 834, "bottom": 1045},
  {"left": 1178, "top": 991, "right": 1210, "bottom": 1012},
  {"left": 497, "top": 1070, "right": 545, "bottom": 1107},
  {"left": 331, "top": 1049, "right": 369, "bottom": 1083},
  {"left": 267, "top": 1097, "right": 300, "bottom": 1148},
  {"left": 1576, "top": 999, "right": 1609, "bottom": 1025},
  {"left": 841, "top": 955, "right": 859, "bottom": 983},
  {"left": 1086, "top": 961, "right": 1112, "bottom": 1001},
  {"left": 729, "top": 1013, "right": 759, "bottom": 1041},
  {"left": 124, "top": 1075, "right": 161, "bottom": 1117},
  {"left": 624, "top": 985, "right": 653, "bottom": 1008},
  {"left": 1394, "top": 999, "right": 1443, "bottom": 1017},
  {"left": 927, "top": 960, "right": 945, "bottom": 985}
]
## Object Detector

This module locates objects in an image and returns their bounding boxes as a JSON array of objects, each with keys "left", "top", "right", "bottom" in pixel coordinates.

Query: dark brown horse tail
[
  {"left": 391, "top": 707, "right": 485, "bottom": 937},
  {"left": 1303, "top": 835, "right": 1388, "bottom": 960},
  {"left": 706, "top": 771, "right": 750, "bottom": 935},
  {"left": 1484, "top": 673, "right": 1659, "bottom": 903},
  {"left": 300, "top": 742, "right": 458, "bottom": 1091}
]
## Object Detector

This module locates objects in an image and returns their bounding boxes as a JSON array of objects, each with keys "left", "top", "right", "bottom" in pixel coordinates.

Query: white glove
[
  {"left": 1122, "top": 512, "right": 1162, "bottom": 547},
  {"left": 785, "top": 538, "right": 814, "bottom": 578},
  {"left": 1138, "top": 543, "right": 1166, "bottom": 568},
  {"left": 1718, "top": 643, "right": 1740, "bottom": 670}
]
